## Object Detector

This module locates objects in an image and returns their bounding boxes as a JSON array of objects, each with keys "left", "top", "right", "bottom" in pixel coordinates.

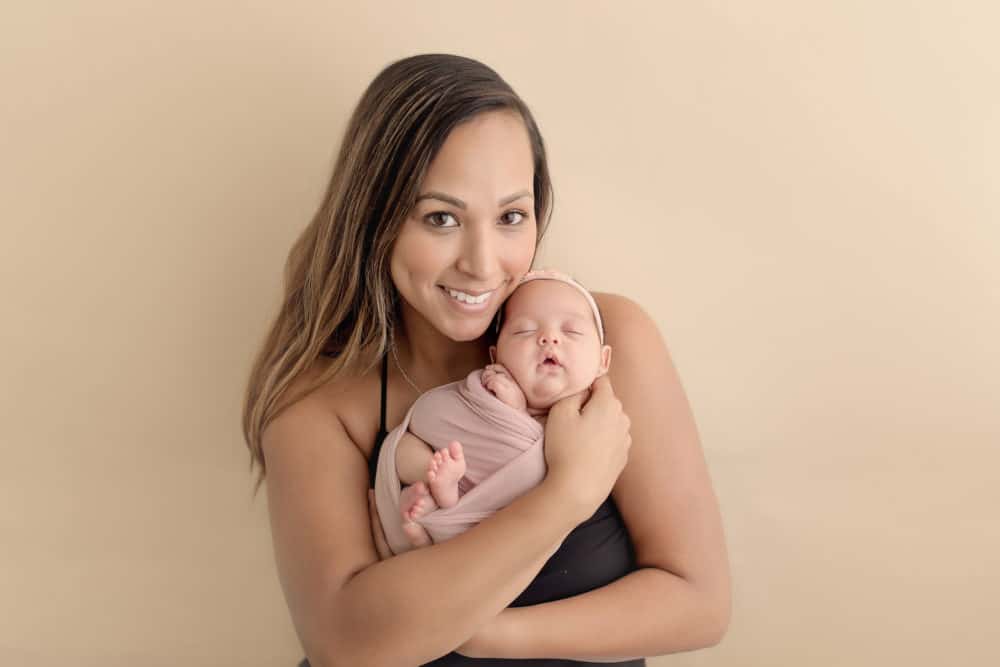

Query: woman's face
[{"left": 390, "top": 110, "right": 538, "bottom": 342}]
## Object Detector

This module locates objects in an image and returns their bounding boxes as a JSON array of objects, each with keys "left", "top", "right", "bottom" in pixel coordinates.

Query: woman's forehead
[{"left": 421, "top": 111, "right": 534, "bottom": 192}]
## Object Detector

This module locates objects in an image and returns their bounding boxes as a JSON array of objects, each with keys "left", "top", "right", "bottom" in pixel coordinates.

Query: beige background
[{"left": 2, "top": 1, "right": 997, "bottom": 665}]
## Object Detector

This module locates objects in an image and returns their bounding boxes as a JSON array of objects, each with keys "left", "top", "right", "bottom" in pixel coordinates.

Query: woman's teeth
[{"left": 445, "top": 287, "right": 492, "bottom": 304}]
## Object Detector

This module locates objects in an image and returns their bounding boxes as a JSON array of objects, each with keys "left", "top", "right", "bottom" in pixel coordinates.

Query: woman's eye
[
  {"left": 500, "top": 210, "right": 527, "bottom": 226},
  {"left": 425, "top": 210, "right": 527, "bottom": 228},
  {"left": 426, "top": 211, "right": 458, "bottom": 228}
]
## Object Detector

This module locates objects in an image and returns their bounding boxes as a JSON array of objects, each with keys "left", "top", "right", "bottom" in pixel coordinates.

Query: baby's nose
[{"left": 538, "top": 333, "right": 559, "bottom": 345}]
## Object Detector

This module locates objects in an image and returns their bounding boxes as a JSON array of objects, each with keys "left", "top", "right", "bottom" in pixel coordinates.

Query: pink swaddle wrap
[{"left": 373, "top": 368, "right": 546, "bottom": 556}]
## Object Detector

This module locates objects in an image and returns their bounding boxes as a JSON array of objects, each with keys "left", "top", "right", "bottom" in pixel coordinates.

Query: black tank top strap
[{"left": 368, "top": 352, "right": 389, "bottom": 488}]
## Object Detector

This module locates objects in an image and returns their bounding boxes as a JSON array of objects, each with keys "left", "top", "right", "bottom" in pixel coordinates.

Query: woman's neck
[{"left": 394, "top": 308, "right": 493, "bottom": 388}]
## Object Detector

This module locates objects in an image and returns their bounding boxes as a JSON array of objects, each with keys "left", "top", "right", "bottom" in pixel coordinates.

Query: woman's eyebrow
[{"left": 415, "top": 190, "right": 533, "bottom": 209}]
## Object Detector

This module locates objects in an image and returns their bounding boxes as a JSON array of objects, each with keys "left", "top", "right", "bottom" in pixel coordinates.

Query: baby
[{"left": 389, "top": 269, "right": 612, "bottom": 549}]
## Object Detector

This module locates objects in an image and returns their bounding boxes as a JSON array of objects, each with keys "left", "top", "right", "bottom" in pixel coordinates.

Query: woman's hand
[
  {"left": 543, "top": 374, "right": 632, "bottom": 521},
  {"left": 367, "top": 489, "right": 393, "bottom": 560}
]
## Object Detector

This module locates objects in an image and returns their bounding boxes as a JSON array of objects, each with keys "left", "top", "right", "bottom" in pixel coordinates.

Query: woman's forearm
[
  {"left": 488, "top": 567, "right": 729, "bottom": 661},
  {"left": 326, "top": 480, "right": 583, "bottom": 666}
]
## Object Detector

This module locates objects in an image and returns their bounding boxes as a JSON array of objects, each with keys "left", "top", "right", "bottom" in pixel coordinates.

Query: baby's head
[{"left": 489, "top": 270, "right": 612, "bottom": 410}]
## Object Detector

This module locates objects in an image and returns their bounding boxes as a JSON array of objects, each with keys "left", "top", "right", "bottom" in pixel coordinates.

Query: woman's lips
[
  {"left": 438, "top": 285, "right": 495, "bottom": 312},
  {"left": 439, "top": 285, "right": 498, "bottom": 297}
]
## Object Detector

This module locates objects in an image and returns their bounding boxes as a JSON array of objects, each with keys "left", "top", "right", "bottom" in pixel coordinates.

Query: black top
[
  {"left": 368, "top": 351, "right": 391, "bottom": 489},
  {"left": 301, "top": 356, "right": 645, "bottom": 667}
]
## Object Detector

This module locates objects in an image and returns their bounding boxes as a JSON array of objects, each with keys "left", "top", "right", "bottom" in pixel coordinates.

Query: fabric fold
[{"left": 374, "top": 369, "right": 546, "bottom": 555}]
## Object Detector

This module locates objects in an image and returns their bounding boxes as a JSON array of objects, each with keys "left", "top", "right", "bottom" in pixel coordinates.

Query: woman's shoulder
[
  {"left": 591, "top": 292, "right": 661, "bottom": 341},
  {"left": 591, "top": 291, "right": 641, "bottom": 312},
  {"left": 267, "top": 352, "right": 383, "bottom": 459}
]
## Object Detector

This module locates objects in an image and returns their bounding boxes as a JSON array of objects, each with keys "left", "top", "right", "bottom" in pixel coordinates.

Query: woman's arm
[
  {"left": 262, "top": 385, "right": 592, "bottom": 667},
  {"left": 460, "top": 294, "right": 732, "bottom": 661}
]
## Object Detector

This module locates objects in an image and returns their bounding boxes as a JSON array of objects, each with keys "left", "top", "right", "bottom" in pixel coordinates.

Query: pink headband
[{"left": 496, "top": 268, "right": 605, "bottom": 343}]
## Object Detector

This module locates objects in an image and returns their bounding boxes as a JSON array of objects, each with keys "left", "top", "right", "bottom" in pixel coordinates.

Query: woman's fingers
[
  {"left": 552, "top": 386, "right": 588, "bottom": 416},
  {"left": 368, "top": 489, "right": 392, "bottom": 560},
  {"left": 553, "top": 374, "right": 611, "bottom": 419},
  {"left": 585, "top": 374, "right": 613, "bottom": 407}
]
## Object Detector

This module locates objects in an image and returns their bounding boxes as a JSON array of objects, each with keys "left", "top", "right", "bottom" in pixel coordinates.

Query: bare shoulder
[
  {"left": 259, "top": 357, "right": 383, "bottom": 663},
  {"left": 264, "top": 355, "right": 382, "bottom": 461},
  {"left": 591, "top": 291, "right": 663, "bottom": 348},
  {"left": 589, "top": 291, "right": 676, "bottom": 406}
]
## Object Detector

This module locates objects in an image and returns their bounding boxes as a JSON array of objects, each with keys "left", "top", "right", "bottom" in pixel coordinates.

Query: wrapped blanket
[{"left": 374, "top": 369, "right": 546, "bottom": 555}]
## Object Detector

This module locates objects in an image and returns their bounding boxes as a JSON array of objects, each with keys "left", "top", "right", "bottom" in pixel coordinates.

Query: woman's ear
[
  {"left": 597, "top": 345, "right": 612, "bottom": 375},
  {"left": 489, "top": 345, "right": 497, "bottom": 364}
]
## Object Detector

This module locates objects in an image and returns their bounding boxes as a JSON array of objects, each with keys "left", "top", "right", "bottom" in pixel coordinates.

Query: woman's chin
[
  {"left": 439, "top": 317, "right": 494, "bottom": 342},
  {"left": 435, "top": 310, "right": 500, "bottom": 342}
]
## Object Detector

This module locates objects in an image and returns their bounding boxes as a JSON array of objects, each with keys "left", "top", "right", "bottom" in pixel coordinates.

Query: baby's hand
[{"left": 482, "top": 364, "right": 527, "bottom": 410}]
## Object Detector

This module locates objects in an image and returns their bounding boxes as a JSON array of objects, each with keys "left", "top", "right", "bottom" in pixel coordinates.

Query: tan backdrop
[{"left": 2, "top": 1, "right": 997, "bottom": 665}]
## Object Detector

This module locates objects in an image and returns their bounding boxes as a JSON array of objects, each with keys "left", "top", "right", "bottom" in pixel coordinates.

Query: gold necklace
[{"left": 390, "top": 331, "right": 422, "bottom": 394}]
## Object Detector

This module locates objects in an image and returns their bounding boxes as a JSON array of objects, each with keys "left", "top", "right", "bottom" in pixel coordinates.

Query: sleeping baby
[{"left": 373, "top": 269, "right": 613, "bottom": 554}]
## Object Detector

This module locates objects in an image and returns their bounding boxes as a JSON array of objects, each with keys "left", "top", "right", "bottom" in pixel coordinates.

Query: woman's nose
[{"left": 456, "top": 226, "right": 500, "bottom": 280}]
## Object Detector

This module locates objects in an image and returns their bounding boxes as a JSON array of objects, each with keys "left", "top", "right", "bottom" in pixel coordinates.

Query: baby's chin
[{"left": 525, "top": 381, "right": 591, "bottom": 411}]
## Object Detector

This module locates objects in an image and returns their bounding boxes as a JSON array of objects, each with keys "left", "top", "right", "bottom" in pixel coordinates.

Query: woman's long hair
[{"left": 241, "top": 54, "right": 554, "bottom": 497}]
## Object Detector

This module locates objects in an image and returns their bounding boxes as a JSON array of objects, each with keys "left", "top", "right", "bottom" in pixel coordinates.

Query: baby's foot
[
  {"left": 400, "top": 481, "right": 438, "bottom": 522},
  {"left": 427, "top": 440, "right": 466, "bottom": 509},
  {"left": 402, "top": 519, "right": 432, "bottom": 549},
  {"left": 399, "top": 482, "right": 435, "bottom": 549}
]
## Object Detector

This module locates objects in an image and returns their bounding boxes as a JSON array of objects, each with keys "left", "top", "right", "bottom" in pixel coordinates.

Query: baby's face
[{"left": 492, "top": 279, "right": 611, "bottom": 409}]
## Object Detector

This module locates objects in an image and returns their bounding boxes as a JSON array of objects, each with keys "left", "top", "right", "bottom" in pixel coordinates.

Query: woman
[{"left": 242, "top": 53, "right": 731, "bottom": 666}]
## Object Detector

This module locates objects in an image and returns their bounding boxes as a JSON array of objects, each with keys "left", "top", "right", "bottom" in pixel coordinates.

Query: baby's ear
[
  {"left": 488, "top": 345, "right": 497, "bottom": 364},
  {"left": 598, "top": 345, "right": 612, "bottom": 375}
]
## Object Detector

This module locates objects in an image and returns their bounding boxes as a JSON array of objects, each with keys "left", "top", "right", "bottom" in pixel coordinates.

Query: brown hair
[{"left": 241, "top": 54, "right": 555, "bottom": 497}]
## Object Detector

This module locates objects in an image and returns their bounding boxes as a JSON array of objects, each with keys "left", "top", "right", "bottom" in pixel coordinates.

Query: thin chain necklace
[{"left": 389, "top": 330, "right": 422, "bottom": 395}]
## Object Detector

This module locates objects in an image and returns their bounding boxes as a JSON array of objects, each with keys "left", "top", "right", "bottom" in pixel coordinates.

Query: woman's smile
[{"left": 437, "top": 284, "right": 498, "bottom": 313}]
